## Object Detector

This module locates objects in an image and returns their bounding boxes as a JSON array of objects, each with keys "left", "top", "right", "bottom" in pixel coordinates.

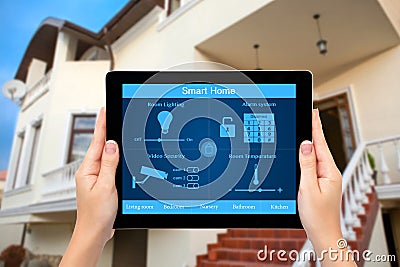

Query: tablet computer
[{"left": 106, "top": 70, "right": 312, "bottom": 228}]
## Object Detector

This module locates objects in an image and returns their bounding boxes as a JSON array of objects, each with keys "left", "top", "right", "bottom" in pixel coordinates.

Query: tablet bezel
[{"left": 107, "top": 70, "right": 312, "bottom": 229}]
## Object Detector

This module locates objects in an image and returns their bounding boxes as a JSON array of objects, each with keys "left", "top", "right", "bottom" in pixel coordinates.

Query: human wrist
[
  {"left": 73, "top": 220, "right": 110, "bottom": 248},
  {"left": 308, "top": 228, "right": 344, "bottom": 254},
  {"left": 60, "top": 221, "right": 107, "bottom": 267}
]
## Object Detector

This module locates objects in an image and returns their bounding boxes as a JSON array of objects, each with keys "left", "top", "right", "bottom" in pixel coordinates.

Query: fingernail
[
  {"left": 105, "top": 140, "right": 117, "bottom": 154},
  {"left": 301, "top": 141, "right": 313, "bottom": 155}
]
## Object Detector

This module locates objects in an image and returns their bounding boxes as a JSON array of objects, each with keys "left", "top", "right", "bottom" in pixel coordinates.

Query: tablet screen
[{"left": 121, "top": 82, "right": 297, "bottom": 215}]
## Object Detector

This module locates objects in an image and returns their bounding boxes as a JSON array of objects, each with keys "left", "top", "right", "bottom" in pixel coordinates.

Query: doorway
[
  {"left": 382, "top": 211, "right": 399, "bottom": 267},
  {"left": 314, "top": 93, "right": 356, "bottom": 172},
  {"left": 112, "top": 229, "right": 148, "bottom": 267}
]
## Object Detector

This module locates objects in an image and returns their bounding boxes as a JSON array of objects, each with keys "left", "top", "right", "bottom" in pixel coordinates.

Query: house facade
[{"left": 0, "top": 0, "right": 399, "bottom": 266}]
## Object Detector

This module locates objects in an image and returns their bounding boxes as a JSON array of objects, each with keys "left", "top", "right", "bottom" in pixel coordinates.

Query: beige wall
[
  {"left": 315, "top": 45, "right": 400, "bottom": 183},
  {"left": 22, "top": 223, "right": 114, "bottom": 266},
  {"left": 26, "top": 59, "right": 47, "bottom": 88},
  {"left": 25, "top": 224, "right": 73, "bottom": 255},
  {"left": 113, "top": 0, "right": 274, "bottom": 69},
  {"left": 0, "top": 224, "right": 24, "bottom": 253},
  {"left": 147, "top": 229, "right": 226, "bottom": 267}
]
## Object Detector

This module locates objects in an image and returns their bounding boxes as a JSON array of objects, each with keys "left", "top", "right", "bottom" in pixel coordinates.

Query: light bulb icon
[{"left": 157, "top": 111, "right": 173, "bottom": 135}]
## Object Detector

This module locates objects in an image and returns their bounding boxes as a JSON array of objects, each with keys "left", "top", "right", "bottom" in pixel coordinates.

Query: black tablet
[{"left": 106, "top": 70, "right": 312, "bottom": 229}]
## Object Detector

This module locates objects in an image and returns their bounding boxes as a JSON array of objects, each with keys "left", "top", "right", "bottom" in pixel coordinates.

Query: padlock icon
[
  {"left": 205, "top": 143, "right": 214, "bottom": 156},
  {"left": 220, "top": 117, "right": 235, "bottom": 137}
]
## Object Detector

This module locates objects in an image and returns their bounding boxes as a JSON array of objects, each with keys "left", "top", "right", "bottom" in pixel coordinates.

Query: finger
[
  {"left": 299, "top": 140, "right": 318, "bottom": 190},
  {"left": 312, "top": 109, "right": 337, "bottom": 176},
  {"left": 98, "top": 140, "right": 119, "bottom": 187},
  {"left": 79, "top": 107, "right": 106, "bottom": 176},
  {"left": 110, "top": 229, "right": 115, "bottom": 239}
]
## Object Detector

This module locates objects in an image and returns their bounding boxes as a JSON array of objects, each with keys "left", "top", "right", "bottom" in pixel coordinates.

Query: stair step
[
  {"left": 208, "top": 243, "right": 222, "bottom": 251},
  {"left": 197, "top": 254, "right": 208, "bottom": 262},
  {"left": 366, "top": 192, "right": 375, "bottom": 203},
  {"left": 362, "top": 203, "right": 370, "bottom": 214},
  {"left": 353, "top": 227, "right": 364, "bottom": 241},
  {"left": 217, "top": 232, "right": 230, "bottom": 242},
  {"left": 228, "top": 229, "right": 306, "bottom": 239},
  {"left": 221, "top": 237, "right": 306, "bottom": 250},
  {"left": 348, "top": 240, "right": 359, "bottom": 251},
  {"left": 357, "top": 213, "right": 368, "bottom": 224},
  {"left": 209, "top": 247, "right": 304, "bottom": 263}
]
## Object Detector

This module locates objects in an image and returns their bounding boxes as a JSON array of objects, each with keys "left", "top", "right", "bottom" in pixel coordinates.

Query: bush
[
  {"left": 367, "top": 151, "right": 376, "bottom": 170},
  {"left": 0, "top": 245, "right": 25, "bottom": 267}
]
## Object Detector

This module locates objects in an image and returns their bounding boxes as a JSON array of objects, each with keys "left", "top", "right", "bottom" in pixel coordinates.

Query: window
[
  {"left": 168, "top": 0, "right": 181, "bottom": 15},
  {"left": 67, "top": 115, "right": 96, "bottom": 163},
  {"left": 11, "top": 132, "right": 25, "bottom": 189},
  {"left": 26, "top": 122, "right": 42, "bottom": 184},
  {"left": 6, "top": 117, "right": 43, "bottom": 190}
]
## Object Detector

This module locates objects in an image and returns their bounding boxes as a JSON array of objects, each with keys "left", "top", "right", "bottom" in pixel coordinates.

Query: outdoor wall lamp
[{"left": 313, "top": 14, "right": 328, "bottom": 55}]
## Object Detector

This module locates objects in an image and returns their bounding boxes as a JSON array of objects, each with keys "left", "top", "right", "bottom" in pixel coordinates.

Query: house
[{"left": 0, "top": 0, "right": 399, "bottom": 266}]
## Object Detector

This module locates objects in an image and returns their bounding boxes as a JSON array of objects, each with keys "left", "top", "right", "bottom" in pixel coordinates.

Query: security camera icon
[{"left": 132, "top": 166, "right": 168, "bottom": 188}]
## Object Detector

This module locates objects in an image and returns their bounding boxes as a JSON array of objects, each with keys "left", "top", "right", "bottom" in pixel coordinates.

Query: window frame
[
  {"left": 11, "top": 131, "right": 25, "bottom": 190},
  {"left": 67, "top": 114, "right": 96, "bottom": 163},
  {"left": 26, "top": 120, "right": 42, "bottom": 185}
]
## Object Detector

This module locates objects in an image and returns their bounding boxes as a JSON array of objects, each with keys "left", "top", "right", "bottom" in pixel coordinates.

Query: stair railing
[{"left": 293, "top": 134, "right": 400, "bottom": 267}]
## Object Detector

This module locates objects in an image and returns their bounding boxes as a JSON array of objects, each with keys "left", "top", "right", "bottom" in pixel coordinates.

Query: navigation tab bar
[{"left": 122, "top": 200, "right": 296, "bottom": 214}]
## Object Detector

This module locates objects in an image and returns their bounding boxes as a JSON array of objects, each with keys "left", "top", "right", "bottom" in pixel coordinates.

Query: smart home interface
[{"left": 121, "top": 81, "right": 297, "bottom": 215}]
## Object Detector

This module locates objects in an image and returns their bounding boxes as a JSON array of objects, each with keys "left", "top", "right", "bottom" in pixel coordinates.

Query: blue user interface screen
[{"left": 121, "top": 83, "right": 296, "bottom": 214}]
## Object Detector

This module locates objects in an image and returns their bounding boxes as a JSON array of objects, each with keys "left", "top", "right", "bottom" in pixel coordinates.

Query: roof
[
  {"left": 0, "top": 170, "right": 7, "bottom": 181},
  {"left": 15, "top": 0, "right": 164, "bottom": 81}
]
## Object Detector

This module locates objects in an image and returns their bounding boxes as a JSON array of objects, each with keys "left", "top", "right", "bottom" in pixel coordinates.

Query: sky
[{"left": 0, "top": 0, "right": 130, "bottom": 171}]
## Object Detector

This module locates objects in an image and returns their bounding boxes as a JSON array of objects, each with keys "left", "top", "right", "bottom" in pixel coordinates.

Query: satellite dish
[{"left": 2, "top": 79, "right": 27, "bottom": 105}]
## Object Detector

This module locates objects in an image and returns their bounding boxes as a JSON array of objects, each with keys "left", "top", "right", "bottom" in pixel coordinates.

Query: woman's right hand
[{"left": 298, "top": 109, "right": 356, "bottom": 266}]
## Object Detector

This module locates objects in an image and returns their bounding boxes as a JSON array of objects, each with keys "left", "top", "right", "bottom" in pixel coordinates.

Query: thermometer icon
[{"left": 253, "top": 164, "right": 259, "bottom": 185}]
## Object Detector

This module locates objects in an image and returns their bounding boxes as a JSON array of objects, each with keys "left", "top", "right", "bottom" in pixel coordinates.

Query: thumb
[
  {"left": 98, "top": 140, "right": 119, "bottom": 186},
  {"left": 299, "top": 140, "right": 318, "bottom": 190}
]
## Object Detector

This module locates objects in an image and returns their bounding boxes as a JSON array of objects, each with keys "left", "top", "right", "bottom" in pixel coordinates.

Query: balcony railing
[
  {"left": 294, "top": 134, "right": 400, "bottom": 267},
  {"left": 41, "top": 159, "right": 82, "bottom": 202},
  {"left": 22, "top": 70, "right": 52, "bottom": 110}
]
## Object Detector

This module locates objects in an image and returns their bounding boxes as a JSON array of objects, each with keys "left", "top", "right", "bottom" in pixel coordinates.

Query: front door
[{"left": 314, "top": 93, "right": 356, "bottom": 172}]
